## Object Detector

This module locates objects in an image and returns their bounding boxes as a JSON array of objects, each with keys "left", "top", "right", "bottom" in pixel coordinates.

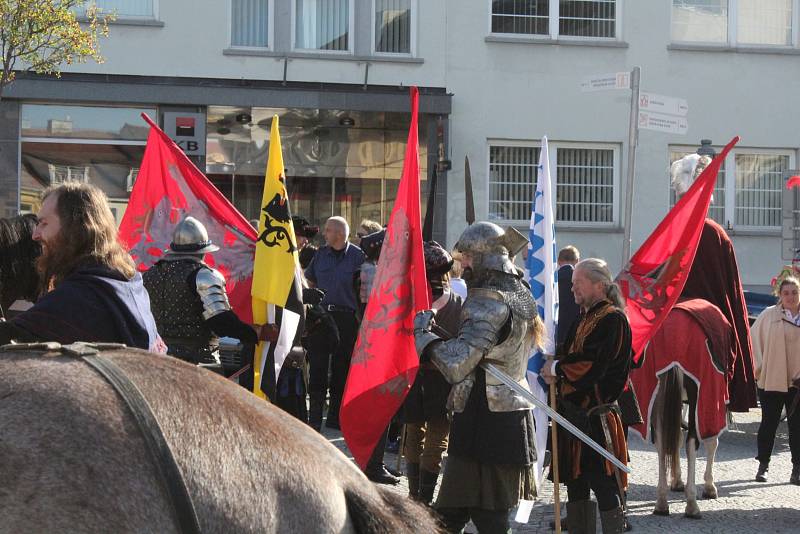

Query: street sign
[
  {"left": 639, "top": 92, "right": 689, "bottom": 117},
  {"left": 637, "top": 111, "right": 688, "bottom": 135},
  {"left": 580, "top": 72, "right": 630, "bottom": 92}
]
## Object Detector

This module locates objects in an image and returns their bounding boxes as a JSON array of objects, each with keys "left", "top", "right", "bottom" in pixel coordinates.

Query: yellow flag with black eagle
[{"left": 251, "top": 115, "right": 305, "bottom": 400}]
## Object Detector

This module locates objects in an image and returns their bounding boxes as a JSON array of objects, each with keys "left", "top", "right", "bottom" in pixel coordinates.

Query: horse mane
[{"left": 0, "top": 214, "right": 41, "bottom": 307}]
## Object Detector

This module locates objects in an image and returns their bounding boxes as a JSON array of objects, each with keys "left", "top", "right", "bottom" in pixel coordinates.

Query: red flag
[
  {"left": 119, "top": 114, "right": 257, "bottom": 323},
  {"left": 340, "top": 87, "right": 430, "bottom": 468},
  {"left": 617, "top": 136, "right": 739, "bottom": 362}
]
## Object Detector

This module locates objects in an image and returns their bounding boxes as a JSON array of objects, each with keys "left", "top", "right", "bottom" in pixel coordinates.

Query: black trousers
[
  {"left": 307, "top": 310, "right": 358, "bottom": 423},
  {"left": 757, "top": 388, "right": 800, "bottom": 466},
  {"left": 438, "top": 507, "right": 510, "bottom": 534},
  {"left": 566, "top": 471, "right": 621, "bottom": 512}
]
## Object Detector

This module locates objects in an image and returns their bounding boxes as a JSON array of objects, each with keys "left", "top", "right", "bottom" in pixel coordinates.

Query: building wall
[
  {"left": 4, "top": 0, "right": 797, "bottom": 287},
  {"left": 61, "top": 0, "right": 447, "bottom": 89},
  {"left": 445, "top": 0, "right": 800, "bottom": 288}
]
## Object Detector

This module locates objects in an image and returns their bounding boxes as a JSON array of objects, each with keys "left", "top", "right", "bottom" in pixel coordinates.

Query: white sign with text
[{"left": 580, "top": 72, "right": 631, "bottom": 92}]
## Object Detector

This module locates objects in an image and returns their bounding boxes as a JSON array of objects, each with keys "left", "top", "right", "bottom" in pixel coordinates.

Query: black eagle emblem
[{"left": 257, "top": 176, "right": 296, "bottom": 253}]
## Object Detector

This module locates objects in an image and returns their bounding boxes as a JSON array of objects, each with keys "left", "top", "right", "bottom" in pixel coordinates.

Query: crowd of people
[{"left": 0, "top": 169, "right": 798, "bottom": 533}]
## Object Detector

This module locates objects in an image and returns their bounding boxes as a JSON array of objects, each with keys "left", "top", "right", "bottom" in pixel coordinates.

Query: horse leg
[
  {"left": 684, "top": 433, "right": 701, "bottom": 518},
  {"left": 702, "top": 437, "right": 719, "bottom": 499},
  {"left": 670, "top": 445, "right": 685, "bottom": 492},
  {"left": 654, "top": 426, "right": 670, "bottom": 515}
]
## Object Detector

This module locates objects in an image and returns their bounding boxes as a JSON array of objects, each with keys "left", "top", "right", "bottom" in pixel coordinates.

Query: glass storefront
[
  {"left": 20, "top": 103, "right": 153, "bottom": 223},
  {"left": 14, "top": 103, "right": 431, "bottom": 241},
  {"left": 205, "top": 106, "right": 429, "bottom": 241}
]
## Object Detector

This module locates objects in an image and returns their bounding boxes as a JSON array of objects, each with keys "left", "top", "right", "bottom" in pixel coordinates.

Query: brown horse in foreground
[{"left": 0, "top": 344, "right": 439, "bottom": 533}]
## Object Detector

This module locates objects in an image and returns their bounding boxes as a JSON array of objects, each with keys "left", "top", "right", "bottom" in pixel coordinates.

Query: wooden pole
[{"left": 550, "top": 382, "right": 562, "bottom": 534}]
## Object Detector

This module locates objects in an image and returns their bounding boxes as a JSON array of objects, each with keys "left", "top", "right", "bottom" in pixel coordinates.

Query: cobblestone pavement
[{"left": 323, "top": 407, "right": 799, "bottom": 533}]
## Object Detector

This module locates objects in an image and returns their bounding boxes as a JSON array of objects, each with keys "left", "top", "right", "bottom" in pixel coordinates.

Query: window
[
  {"left": 374, "top": 0, "right": 414, "bottom": 54},
  {"left": 490, "top": 0, "right": 617, "bottom": 39},
  {"left": 556, "top": 146, "right": 615, "bottom": 223},
  {"left": 90, "top": 0, "right": 155, "bottom": 18},
  {"left": 669, "top": 146, "right": 793, "bottom": 230},
  {"left": 672, "top": 0, "right": 796, "bottom": 46},
  {"left": 669, "top": 149, "right": 726, "bottom": 224},
  {"left": 231, "top": 0, "right": 271, "bottom": 48},
  {"left": 294, "top": 0, "right": 353, "bottom": 52},
  {"left": 735, "top": 152, "right": 788, "bottom": 227},
  {"left": 20, "top": 104, "right": 154, "bottom": 223},
  {"left": 488, "top": 141, "right": 619, "bottom": 225}
]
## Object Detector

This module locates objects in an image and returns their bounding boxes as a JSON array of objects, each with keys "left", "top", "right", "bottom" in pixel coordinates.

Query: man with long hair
[
  {"left": 0, "top": 183, "right": 164, "bottom": 352},
  {"left": 542, "top": 258, "right": 633, "bottom": 533}
]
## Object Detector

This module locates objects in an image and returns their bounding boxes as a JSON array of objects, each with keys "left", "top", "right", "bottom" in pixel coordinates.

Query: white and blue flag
[{"left": 525, "top": 136, "right": 559, "bottom": 489}]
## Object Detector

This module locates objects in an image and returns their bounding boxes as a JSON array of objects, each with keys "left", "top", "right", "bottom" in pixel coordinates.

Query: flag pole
[{"left": 550, "top": 382, "right": 562, "bottom": 534}]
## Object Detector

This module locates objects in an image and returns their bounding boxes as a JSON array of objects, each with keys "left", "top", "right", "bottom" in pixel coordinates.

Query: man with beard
[
  {"left": 143, "top": 216, "right": 257, "bottom": 375},
  {"left": 414, "top": 221, "right": 542, "bottom": 533},
  {"left": 542, "top": 258, "right": 632, "bottom": 534},
  {"left": 0, "top": 183, "right": 163, "bottom": 351}
]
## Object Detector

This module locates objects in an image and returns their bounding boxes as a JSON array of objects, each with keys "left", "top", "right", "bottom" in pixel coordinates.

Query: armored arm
[
  {"left": 195, "top": 267, "right": 232, "bottom": 320},
  {"left": 425, "top": 291, "right": 510, "bottom": 385}
]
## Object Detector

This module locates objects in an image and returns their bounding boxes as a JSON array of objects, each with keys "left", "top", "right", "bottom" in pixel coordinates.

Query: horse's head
[{"left": 0, "top": 214, "right": 41, "bottom": 312}]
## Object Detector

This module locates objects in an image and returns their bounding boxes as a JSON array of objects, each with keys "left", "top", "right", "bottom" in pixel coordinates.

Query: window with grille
[
  {"left": 295, "top": 0, "right": 352, "bottom": 51},
  {"left": 735, "top": 153, "right": 788, "bottom": 227},
  {"left": 556, "top": 147, "right": 615, "bottom": 223},
  {"left": 490, "top": 0, "right": 616, "bottom": 39},
  {"left": 672, "top": 0, "right": 795, "bottom": 46},
  {"left": 669, "top": 149, "right": 726, "bottom": 224},
  {"left": 668, "top": 146, "right": 792, "bottom": 230},
  {"left": 488, "top": 143, "right": 618, "bottom": 225},
  {"left": 374, "top": 0, "right": 413, "bottom": 54},
  {"left": 232, "top": 0, "right": 270, "bottom": 48},
  {"left": 90, "top": 0, "right": 154, "bottom": 17},
  {"left": 489, "top": 145, "right": 540, "bottom": 223}
]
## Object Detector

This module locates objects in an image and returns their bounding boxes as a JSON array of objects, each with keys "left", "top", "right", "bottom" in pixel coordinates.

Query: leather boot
[
  {"left": 308, "top": 393, "right": 324, "bottom": 433},
  {"left": 418, "top": 469, "right": 439, "bottom": 505},
  {"left": 405, "top": 462, "right": 420, "bottom": 500},
  {"left": 790, "top": 464, "right": 800, "bottom": 485},
  {"left": 756, "top": 461, "right": 768, "bottom": 482},
  {"left": 600, "top": 507, "right": 625, "bottom": 534},
  {"left": 565, "top": 500, "right": 596, "bottom": 534}
]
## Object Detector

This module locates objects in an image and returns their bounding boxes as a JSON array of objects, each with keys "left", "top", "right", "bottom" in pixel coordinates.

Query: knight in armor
[
  {"left": 402, "top": 241, "right": 463, "bottom": 504},
  {"left": 541, "top": 258, "right": 632, "bottom": 534},
  {"left": 143, "top": 217, "right": 257, "bottom": 375},
  {"left": 414, "top": 221, "right": 542, "bottom": 533}
]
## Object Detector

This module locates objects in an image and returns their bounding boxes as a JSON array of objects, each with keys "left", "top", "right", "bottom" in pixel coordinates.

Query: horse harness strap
[{"left": 68, "top": 343, "right": 202, "bottom": 534}]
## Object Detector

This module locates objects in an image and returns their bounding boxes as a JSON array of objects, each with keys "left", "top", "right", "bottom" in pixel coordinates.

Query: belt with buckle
[{"left": 326, "top": 304, "right": 354, "bottom": 313}]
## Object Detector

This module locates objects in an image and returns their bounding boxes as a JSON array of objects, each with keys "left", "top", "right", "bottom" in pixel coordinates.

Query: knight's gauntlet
[{"left": 414, "top": 310, "right": 442, "bottom": 360}]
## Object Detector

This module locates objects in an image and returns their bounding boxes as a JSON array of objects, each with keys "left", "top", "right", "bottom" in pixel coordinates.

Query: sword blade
[{"left": 481, "top": 362, "right": 631, "bottom": 474}]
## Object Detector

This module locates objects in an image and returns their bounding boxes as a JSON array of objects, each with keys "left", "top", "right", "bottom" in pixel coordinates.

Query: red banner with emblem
[
  {"left": 340, "top": 87, "right": 430, "bottom": 469},
  {"left": 119, "top": 114, "right": 257, "bottom": 323},
  {"left": 618, "top": 136, "right": 739, "bottom": 362}
]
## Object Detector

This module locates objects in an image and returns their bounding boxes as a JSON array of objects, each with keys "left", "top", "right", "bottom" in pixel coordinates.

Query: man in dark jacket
[
  {"left": 0, "top": 183, "right": 164, "bottom": 351},
  {"left": 403, "top": 241, "right": 463, "bottom": 503},
  {"left": 557, "top": 245, "right": 581, "bottom": 350}
]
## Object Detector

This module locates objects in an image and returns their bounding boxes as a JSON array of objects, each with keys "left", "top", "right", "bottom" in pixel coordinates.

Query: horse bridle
[{"left": 2, "top": 342, "right": 201, "bottom": 533}]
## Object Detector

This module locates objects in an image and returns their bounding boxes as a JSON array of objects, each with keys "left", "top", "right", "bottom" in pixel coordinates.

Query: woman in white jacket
[{"left": 752, "top": 276, "right": 800, "bottom": 485}]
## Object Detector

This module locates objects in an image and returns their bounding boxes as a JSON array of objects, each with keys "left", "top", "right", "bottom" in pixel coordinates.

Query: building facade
[{"left": 1, "top": 0, "right": 798, "bottom": 289}]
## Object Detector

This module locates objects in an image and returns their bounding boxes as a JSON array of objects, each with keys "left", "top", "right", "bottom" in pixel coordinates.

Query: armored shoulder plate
[
  {"left": 195, "top": 267, "right": 231, "bottom": 320},
  {"left": 479, "top": 271, "right": 537, "bottom": 322}
]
